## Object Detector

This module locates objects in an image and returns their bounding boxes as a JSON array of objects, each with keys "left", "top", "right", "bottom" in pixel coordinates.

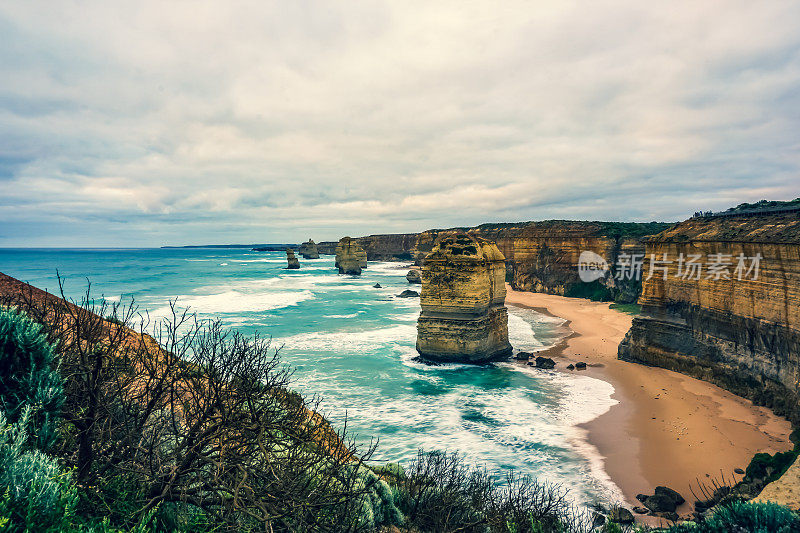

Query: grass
[{"left": 608, "top": 303, "right": 642, "bottom": 315}]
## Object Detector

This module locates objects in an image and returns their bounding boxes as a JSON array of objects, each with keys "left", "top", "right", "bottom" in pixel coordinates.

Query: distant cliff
[
  {"left": 618, "top": 213, "right": 800, "bottom": 424},
  {"left": 313, "top": 221, "right": 669, "bottom": 302}
]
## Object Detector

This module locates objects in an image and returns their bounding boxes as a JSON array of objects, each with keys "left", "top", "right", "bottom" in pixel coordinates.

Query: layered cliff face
[
  {"left": 298, "top": 239, "right": 319, "bottom": 259},
  {"left": 356, "top": 233, "right": 418, "bottom": 261},
  {"left": 618, "top": 213, "right": 800, "bottom": 423},
  {"left": 416, "top": 232, "right": 512, "bottom": 363},
  {"left": 335, "top": 237, "right": 366, "bottom": 275}
]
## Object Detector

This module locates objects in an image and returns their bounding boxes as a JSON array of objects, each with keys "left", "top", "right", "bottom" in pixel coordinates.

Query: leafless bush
[{"left": 1, "top": 276, "right": 381, "bottom": 532}]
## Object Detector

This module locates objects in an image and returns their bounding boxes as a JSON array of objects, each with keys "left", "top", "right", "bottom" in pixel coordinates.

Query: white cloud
[{"left": 0, "top": 0, "right": 799, "bottom": 246}]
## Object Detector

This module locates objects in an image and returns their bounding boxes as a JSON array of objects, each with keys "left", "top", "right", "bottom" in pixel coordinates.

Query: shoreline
[{"left": 505, "top": 286, "right": 793, "bottom": 518}]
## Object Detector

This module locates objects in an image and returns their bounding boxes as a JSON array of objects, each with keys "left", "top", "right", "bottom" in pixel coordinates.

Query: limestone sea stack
[
  {"left": 416, "top": 231, "right": 513, "bottom": 363},
  {"left": 335, "top": 237, "right": 365, "bottom": 275},
  {"left": 299, "top": 239, "right": 320, "bottom": 259},
  {"left": 286, "top": 248, "right": 300, "bottom": 269}
]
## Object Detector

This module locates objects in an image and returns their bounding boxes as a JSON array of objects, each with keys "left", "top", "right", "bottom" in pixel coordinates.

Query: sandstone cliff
[
  {"left": 298, "top": 239, "right": 319, "bottom": 259},
  {"left": 416, "top": 232, "right": 512, "bottom": 363},
  {"left": 618, "top": 212, "right": 800, "bottom": 424},
  {"left": 335, "top": 237, "right": 366, "bottom": 275}
]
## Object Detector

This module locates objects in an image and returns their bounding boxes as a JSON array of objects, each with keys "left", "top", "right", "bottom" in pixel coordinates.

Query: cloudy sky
[{"left": 1, "top": 1, "right": 799, "bottom": 247}]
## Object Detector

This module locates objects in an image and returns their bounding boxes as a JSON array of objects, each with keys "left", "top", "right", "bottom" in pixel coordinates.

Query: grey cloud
[{"left": 1, "top": 1, "right": 799, "bottom": 246}]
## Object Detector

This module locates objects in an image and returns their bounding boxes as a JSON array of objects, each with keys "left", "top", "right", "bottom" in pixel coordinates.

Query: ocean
[{"left": 0, "top": 247, "right": 624, "bottom": 506}]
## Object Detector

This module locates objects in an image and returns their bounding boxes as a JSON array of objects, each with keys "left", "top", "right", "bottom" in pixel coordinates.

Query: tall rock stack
[
  {"left": 416, "top": 231, "right": 513, "bottom": 363},
  {"left": 299, "top": 239, "right": 320, "bottom": 259},
  {"left": 335, "top": 237, "right": 365, "bottom": 275},
  {"left": 285, "top": 248, "right": 300, "bottom": 269}
]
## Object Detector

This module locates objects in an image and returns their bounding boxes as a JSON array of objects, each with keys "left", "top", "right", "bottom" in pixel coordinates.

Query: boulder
[
  {"left": 575, "top": 361, "right": 587, "bottom": 370},
  {"left": 373, "top": 283, "right": 382, "bottom": 288},
  {"left": 286, "top": 249, "right": 300, "bottom": 269},
  {"left": 397, "top": 290, "right": 419, "bottom": 298},
  {"left": 566, "top": 364, "right": 575, "bottom": 370},
  {"left": 406, "top": 269, "right": 422, "bottom": 284},
  {"left": 299, "top": 239, "right": 320, "bottom": 259},
  {"left": 633, "top": 506, "right": 649, "bottom": 514},
  {"left": 535, "top": 356, "right": 556, "bottom": 369},
  {"left": 415, "top": 231, "right": 512, "bottom": 364},
  {"left": 515, "top": 351, "right": 534, "bottom": 360},
  {"left": 655, "top": 486, "right": 685, "bottom": 506},
  {"left": 644, "top": 494, "right": 677, "bottom": 513},
  {"left": 608, "top": 507, "right": 634, "bottom": 525},
  {"left": 591, "top": 512, "right": 605, "bottom": 528},
  {"left": 335, "top": 237, "right": 365, "bottom": 275}
]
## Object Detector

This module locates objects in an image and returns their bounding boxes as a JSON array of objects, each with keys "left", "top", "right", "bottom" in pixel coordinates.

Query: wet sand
[{"left": 505, "top": 286, "right": 792, "bottom": 517}]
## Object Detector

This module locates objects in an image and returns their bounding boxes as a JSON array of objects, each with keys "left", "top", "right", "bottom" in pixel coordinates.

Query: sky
[{"left": 1, "top": 1, "right": 799, "bottom": 247}]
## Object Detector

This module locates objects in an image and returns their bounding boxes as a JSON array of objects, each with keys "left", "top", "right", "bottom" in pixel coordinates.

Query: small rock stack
[
  {"left": 406, "top": 269, "right": 421, "bottom": 284},
  {"left": 335, "top": 237, "right": 367, "bottom": 275},
  {"left": 286, "top": 249, "right": 300, "bottom": 269},
  {"left": 298, "top": 239, "right": 320, "bottom": 259},
  {"left": 416, "top": 231, "right": 513, "bottom": 363}
]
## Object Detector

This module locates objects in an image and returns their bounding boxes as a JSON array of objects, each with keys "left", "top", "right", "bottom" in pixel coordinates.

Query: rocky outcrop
[
  {"left": 416, "top": 232, "right": 513, "bottom": 363},
  {"left": 335, "top": 237, "right": 366, "bottom": 275},
  {"left": 298, "top": 239, "right": 319, "bottom": 259},
  {"left": 335, "top": 237, "right": 367, "bottom": 270},
  {"left": 286, "top": 249, "right": 300, "bottom": 269},
  {"left": 618, "top": 212, "right": 800, "bottom": 424},
  {"left": 406, "top": 269, "right": 421, "bottom": 284}
]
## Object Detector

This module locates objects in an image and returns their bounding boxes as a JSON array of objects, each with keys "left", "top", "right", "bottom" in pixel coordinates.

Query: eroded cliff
[
  {"left": 335, "top": 237, "right": 367, "bottom": 275},
  {"left": 618, "top": 213, "right": 800, "bottom": 423},
  {"left": 416, "top": 232, "right": 512, "bottom": 363}
]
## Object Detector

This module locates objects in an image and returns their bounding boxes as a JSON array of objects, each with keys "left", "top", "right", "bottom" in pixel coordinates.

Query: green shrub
[
  {"left": 746, "top": 450, "right": 799, "bottom": 484},
  {"left": 668, "top": 501, "right": 800, "bottom": 533},
  {"left": 0, "top": 307, "right": 63, "bottom": 450},
  {"left": 565, "top": 281, "right": 613, "bottom": 301},
  {"left": 0, "top": 410, "right": 77, "bottom": 532}
]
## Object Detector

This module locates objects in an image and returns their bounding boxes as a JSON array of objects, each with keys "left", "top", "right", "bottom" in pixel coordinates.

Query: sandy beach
[{"left": 505, "top": 286, "right": 793, "bottom": 516}]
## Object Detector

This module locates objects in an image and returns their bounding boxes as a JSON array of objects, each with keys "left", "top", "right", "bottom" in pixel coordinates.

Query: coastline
[{"left": 505, "top": 286, "right": 793, "bottom": 516}]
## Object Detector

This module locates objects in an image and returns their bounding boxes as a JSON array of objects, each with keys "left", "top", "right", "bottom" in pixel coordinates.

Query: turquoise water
[{"left": 0, "top": 247, "right": 623, "bottom": 506}]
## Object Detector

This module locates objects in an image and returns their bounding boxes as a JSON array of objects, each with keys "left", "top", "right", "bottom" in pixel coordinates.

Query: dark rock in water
[
  {"left": 535, "top": 356, "right": 556, "bottom": 369},
  {"left": 373, "top": 283, "right": 382, "bottom": 288},
  {"left": 633, "top": 506, "right": 649, "bottom": 514},
  {"left": 608, "top": 507, "right": 634, "bottom": 524},
  {"left": 286, "top": 248, "right": 300, "bottom": 269},
  {"left": 566, "top": 364, "right": 575, "bottom": 370},
  {"left": 515, "top": 351, "right": 534, "bottom": 360},
  {"left": 406, "top": 269, "right": 422, "bottom": 284},
  {"left": 575, "top": 361, "right": 587, "bottom": 369},
  {"left": 397, "top": 290, "right": 419, "bottom": 298},
  {"left": 734, "top": 467, "right": 745, "bottom": 475},
  {"left": 655, "top": 486, "right": 685, "bottom": 506},
  {"left": 644, "top": 494, "right": 677, "bottom": 513},
  {"left": 591, "top": 512, "right": 605, "bottom": 528}
]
